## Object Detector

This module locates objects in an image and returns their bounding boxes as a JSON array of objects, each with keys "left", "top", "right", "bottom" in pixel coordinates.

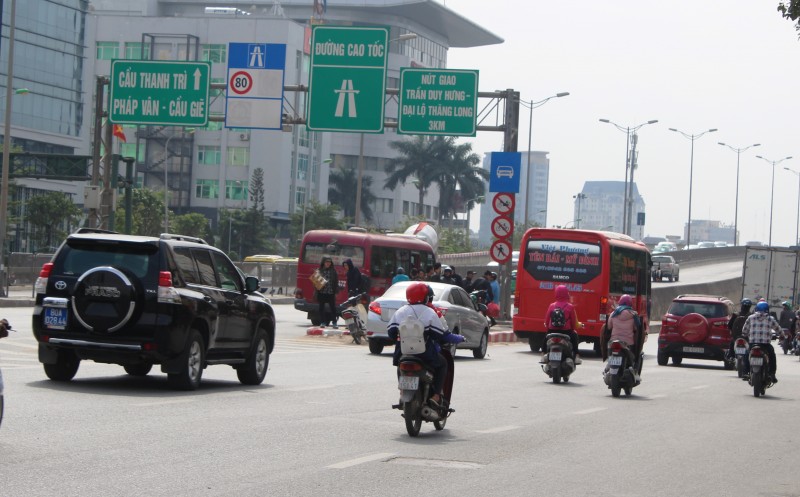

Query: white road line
[
  {"left": 649, "top": 394, "right": 667, "bottom": 399},
  {"left": 690, "top": 385, "right": 709, "bottom": 390},
  {"left": 285, "top": 384, "right": 343, "bottom": 392},
  {"left": 574, "top": 407, "right": 607, "bottom": 415},
  {"left": 475, "top": 425, "right": 520, "bottom": 434},
  {"left": 327, "top": 452, "right": 395, "bottom": 469},
  {"left": 478, "top": 367, "right": 524, "bottom": 373},
  {"left": 132, "top": 399, "right": 196, "bottom": 407}
]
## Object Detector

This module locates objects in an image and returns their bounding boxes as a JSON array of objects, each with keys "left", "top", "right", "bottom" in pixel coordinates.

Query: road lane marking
[
  {"left": 478, "top": 367, "right": 526, "bottom": 373},
  {"left": 650, "top": 394, "right": 667, "bottom": 399},
  {"left": 574, "top": 407, "right": 607, "bottom": 415},
  {"left": 327, "top": 452, "right": 395, "bottom": 469},
  {"left": 475, "top": 425, "right": 520, "bottom": 434},
  {"left": 132, "top": 399, "right": 196, "bottom": 407},
  {"left": 690, "top": 385, "right": 709, "bottom": 390},
  {"left": 285, "top": 384, "right": 343, "bottom": 392}
]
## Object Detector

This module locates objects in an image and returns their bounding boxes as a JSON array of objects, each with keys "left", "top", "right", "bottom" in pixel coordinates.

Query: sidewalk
[{"left": 0, "top": 285, "right": 35, "bottom": 307}]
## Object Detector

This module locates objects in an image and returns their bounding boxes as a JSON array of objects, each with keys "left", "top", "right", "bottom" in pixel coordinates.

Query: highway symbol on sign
[
  {"left": 491, "top": 240, "right": 512, "bottom": 264},
  {"left": 249, "top": 44, "right": 266, "bottom": 68},
  {"left": 492, "top": 193, "right": 515, "bottom": 215},
  {"left": 491, "top": 216, "right": 513, "bottom": 239},
  {"left": 334, "top": 80, "right": 359, "bottom": 118}
]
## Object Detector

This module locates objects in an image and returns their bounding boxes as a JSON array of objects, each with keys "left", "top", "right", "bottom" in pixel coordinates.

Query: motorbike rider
[
  {"left": 387, "top": 282, "right": 464, "bottom": 408},
  {"left": 779, "top": 301, "right": 795, "bottom": 348},
  {"left": 342, "top": 258, "right": 364, "bottom": 297},
  {"left": 544, "top": 284, "right": 583, "bottom": 364},
  {"left": 600, "top": 294, "right": 644, "bottom": 372},
  {"left": 392, "top": 267, "right": 409, "bottom": 285},
  {"left": 728, "top": 298, "right": 753, "bottom": 362},
  {"left": 742, "top": 301, "right": 781, "bottom": 383}
]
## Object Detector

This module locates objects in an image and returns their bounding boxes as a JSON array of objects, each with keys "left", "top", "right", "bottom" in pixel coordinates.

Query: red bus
[
  {"left": 513, "top": 228, "right": 652, "bottom": 353},
  {"left": 294, "top": 228, "right": 436, "bottom": 325}
]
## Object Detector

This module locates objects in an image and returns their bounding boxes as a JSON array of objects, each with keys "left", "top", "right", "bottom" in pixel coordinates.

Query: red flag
[{"left": 112, "top": 124, "right": 127, "bottom": 143}]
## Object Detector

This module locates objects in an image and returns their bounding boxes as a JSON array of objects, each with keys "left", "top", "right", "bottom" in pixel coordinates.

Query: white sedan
[{"left": 365, "top": 281, "right": 490, "bottom": 359}]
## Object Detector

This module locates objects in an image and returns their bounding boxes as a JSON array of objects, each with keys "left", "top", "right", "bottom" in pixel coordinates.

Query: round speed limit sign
[{"left": 229, "top": 71, "right": 253, "bottom": 96}]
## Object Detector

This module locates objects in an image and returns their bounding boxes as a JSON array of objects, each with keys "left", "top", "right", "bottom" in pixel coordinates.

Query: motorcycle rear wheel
[
  {"left": 610, "top": 375, "right": 621, "bottom": 397},
  {"left": 624, "top": 384, "right": 632, "bottom": 396},
  {"left": 551, "top": 366, "right": 561, "bottom": 384},
  {"left": 434, "top": 414, "right": 447, "bottom": 431},
  {"left": 349, "top": 323, "right": 361, "bottom": 344},
  {"left": 404, "top": 400, "right": 422, "bottom": 437},
  {"left": 752, "top": 373, "right": 763, "bottom": 397},
  {"left": 736, "top": 358, "right": 744, "bottom": 378}
]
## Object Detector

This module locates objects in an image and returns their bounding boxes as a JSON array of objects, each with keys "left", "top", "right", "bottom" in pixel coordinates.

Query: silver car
[{"left": 366, "top": 281, "right": 490, "bottom": 359}]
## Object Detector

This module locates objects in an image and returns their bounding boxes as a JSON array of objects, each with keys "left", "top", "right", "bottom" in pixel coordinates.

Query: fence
[
  {"left": 236, "top": 260, "right": 297, "bottom": 294},
  {"left": 9, "top": 252, "right": 55, "bottom": 286}
]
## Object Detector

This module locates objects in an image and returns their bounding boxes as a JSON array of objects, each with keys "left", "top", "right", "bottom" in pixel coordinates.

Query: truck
[{"left": 741, "top": 246, "right": 800, "bottom": 311}]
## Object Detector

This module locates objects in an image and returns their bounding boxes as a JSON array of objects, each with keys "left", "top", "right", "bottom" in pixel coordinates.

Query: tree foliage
[
  {"left": 287, "top": 201, "right": 345, "bottom": 256},
  {"left": 328, "top": 164, "right": 375, "bottom": 223},
  {"left": 172, "top": 212, "right": 213, "bottom": 240},
  {"left": 114, "top": 188, "right": 165, "bottom": 237},
  {"left": 26, "top": 191, "right": 82, "bottom": 251}
]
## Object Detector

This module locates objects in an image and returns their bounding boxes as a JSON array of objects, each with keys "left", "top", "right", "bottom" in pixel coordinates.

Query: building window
[
  {"left": 376, "top": 198, "right": 393, "bottom": 213},
  {"left": 202, "top": 44, "right": 227, "bottom": 63},
  {"left": 96, "top": 42, "right": 119, "bottom": 60},
  {"left": 297, "top": 153, "right": 309, "bottom": 181},
  {"left": 299, "top": 126, "right": 309, "bottom": 147},
  {"left": 226, "top": 180, "right": 248, "bottom": 200},
  {"left": 195, "top": 179, "right": 219, "bottom": 199},
  {"left": 198, "top": 146, "right": 221, "bottom": 165},
  {"left": 403, "top": 201, "right": 410, "bottom": 215},
  {"left": 227, "top": 147, "right": 249, "bottom": 166},
  {"left": 120, "top": 142, "right": 145, "bottom": 162},
  {"left": 296, "top": 186, "right": 306, "bottom": 211},
  {"left": 125, "top": 42, "right": 150, "bottom": 59}
]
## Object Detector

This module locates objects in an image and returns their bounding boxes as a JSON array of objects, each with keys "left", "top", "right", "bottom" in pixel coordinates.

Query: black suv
[{"left": 32, "top": 229, "right": 276, "bottom": 390}]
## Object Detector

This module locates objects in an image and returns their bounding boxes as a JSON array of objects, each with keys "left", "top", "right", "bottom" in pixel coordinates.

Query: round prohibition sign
[
  {"left": 491, "top": 215, "right": 513, "bottom": 239},
  {"left": 490, "top": 239, "right": 512, "bottom": 264},
  {"left": 229, "top": 71, "right": 253, "bottom": 95},
  {"left": 492, "top": 193, "right": 515, "bottom": 215}
]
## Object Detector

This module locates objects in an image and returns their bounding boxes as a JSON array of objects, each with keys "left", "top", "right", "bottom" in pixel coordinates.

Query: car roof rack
[
  {"left": 160, "top": 233, "right": 208, "bottom": 245},
  {"left": 74, "top": 227, "right": 119, "bottom": 235}
]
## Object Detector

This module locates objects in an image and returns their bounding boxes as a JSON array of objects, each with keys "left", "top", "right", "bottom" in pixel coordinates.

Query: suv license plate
[
  {"left": 608, "top": 356, "right": 623, "bottom": 366},
  {"left": 735, "top": 347, "right": 747, "bottom": 355},
  {"left": 549, "top": 351, "right": 562, "bottom": 361},
  {"left": 683, "top": 346, "right": 704, "bottom": 354},
  {"left": 750, "top": 357, "right": 764, "bottom": 366},
  {"left": 43, "top": 307, "right": 68, "bottom": 329},
  {"left": 398, "top": 376, "right": 419, "bottom": 390}
]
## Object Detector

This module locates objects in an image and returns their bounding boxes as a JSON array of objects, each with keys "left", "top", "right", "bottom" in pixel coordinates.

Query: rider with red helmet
[{"left": 387, "top": 282, "right": 464, "bottom": 408}]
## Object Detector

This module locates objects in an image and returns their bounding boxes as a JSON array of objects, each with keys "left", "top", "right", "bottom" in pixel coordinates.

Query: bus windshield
[
  {"left": 523, "top": 239, "right": 602, "bottom": 284},
  {"left": 302, "top": 242, "right": 365, "bottom": 268}
]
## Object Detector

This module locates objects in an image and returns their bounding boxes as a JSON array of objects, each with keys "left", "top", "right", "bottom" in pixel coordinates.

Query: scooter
[
  {"left": 393, "top": 349, "right": 455, "bottom": 437},
  {"left": 748, "top": 344, "right": 774, "bottom": 397},
  {"left": 339, "top": 293, "right": 369, "bottom": 344},
  {"left": 733, "top": 337, "right": 749, "bottom": 378},
  {"left": 469, "top": 290, "right": 491, "bottom": 324},
  {"left": 541, "top": 332, "right": 576, "bottom": 384},
  {"left": 602, "top": 339, "right": 641, "bottom": 397},
  {"left": 0, "top": 319, "right": 11, "bottom": 428}
]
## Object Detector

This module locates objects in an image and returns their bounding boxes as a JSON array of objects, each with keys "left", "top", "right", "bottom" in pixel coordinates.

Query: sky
[{"left": 445, "top": 0, "right": 800, "bottom": 246}]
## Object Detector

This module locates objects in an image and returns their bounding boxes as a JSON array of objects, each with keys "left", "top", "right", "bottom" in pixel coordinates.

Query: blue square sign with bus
[{"left": 489, "top": 152, "right": 521, "bottom": 193}]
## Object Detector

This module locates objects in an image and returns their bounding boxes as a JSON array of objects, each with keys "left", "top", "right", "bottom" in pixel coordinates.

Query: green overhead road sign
[
  {"left": 398, "top": 68, "right": 479, "bottom": 136},
  {"left": 307, "top": 26, "right": 388, "bottom": 133},
  {"left": 109, "top": 60, "right": 211, "bottom": 126}
]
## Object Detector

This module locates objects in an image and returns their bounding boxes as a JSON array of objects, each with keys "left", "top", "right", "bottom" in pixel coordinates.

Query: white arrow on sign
[{"left": 194, "top": 68, "right": 202, "bottom": 90}]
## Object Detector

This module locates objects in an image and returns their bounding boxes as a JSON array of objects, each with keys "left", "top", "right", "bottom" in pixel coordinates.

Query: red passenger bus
[
  {"left": 513, "top": 228, "right": 651, "bottom": 353},
  {"left": 294, "top": 228, "right": 436, "bottom": 325}
]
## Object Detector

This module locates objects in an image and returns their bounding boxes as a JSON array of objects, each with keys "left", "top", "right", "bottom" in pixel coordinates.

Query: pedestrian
[
  {"left": 392, "top": 267, "right": 410, "bottom": 285},
  {"left": 317, "top": 256, "right": 339, "bottom": 328},
  {"left": 488, "top": 271, "right": 500, "bottom": 305},
  {"left": 428, "top": 262, "right": 443, "bottom": 282},
  {"left": 450, "top": 265, "right": 464, "bottom": 288},
  {"left": 342, "top": 258, "right": 364, "bottom": 296},
  {"left": 424, "top": 265, "right": 435, "bottom": 281},
  {"left": 410, "top": 267, "right": 421, "bottom": 281},
  {"left": 462, "top": 270, "right": 475, "bottom": 292},
  {"left": 440, "top": 266, "right": 456, "bottom": 285}
]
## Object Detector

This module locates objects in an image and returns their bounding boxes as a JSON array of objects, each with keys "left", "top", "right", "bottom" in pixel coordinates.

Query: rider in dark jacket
[{"left": 342, "top": 258, "right": 363, "bottom": 297}]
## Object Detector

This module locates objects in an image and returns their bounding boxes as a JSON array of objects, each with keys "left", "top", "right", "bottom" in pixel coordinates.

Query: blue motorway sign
[
  {"left": 225, "top": 43, "right": 286, "bottom": 130},
  {"left": 489, "top": 152, "right": 521, "bottom": 193}
]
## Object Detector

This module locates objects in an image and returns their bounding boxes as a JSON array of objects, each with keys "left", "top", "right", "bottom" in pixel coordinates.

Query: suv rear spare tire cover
[
  {"left": 71, "top": 266, "right": 138, "bottom": 332},
  {"left": 678, "top": 312, "right": 709, "bottom": 344}
]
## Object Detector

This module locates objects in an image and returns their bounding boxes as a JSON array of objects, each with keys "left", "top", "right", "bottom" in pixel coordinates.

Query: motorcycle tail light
[
  {"left": 549, "top": 337, "right": 563, "bottom": 344},
  {"left": 610, "top": 341, "right": 623, "bottom": 353},
  {"left": 751, "top": 348, "right": 764, "bottom": 357},
  {"left": 368, "top": 301, "right": 381, "bottom": 315},
  {"left": 735, "top": 338, "right": 747, "bottom": 347},
  {"left": 399, "top": 362, "right": 422, "bottom": 372},
  {"left": 142, "top": 342, "right": 157, "bottom": 351}
]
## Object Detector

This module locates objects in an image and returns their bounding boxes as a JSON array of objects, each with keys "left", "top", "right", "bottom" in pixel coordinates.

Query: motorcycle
[
  {"left": 469, "top": 290, "right": 491, "bottom": 324},
  {"left": 748, "top": 344, "right": 774, "bottom": 397},
  {"left": 0, "top": 319, "right": 10, "bottom": 428},
  {"left": 541, "top": 332, "right": 576, "bottom": 384},
  {"left": 339, "top": 292, "right": 369, "bottom": 344},
  {"left": 733, "top": 337, "right": 749, "bottom": 378},
  {"left": 781, "top": 328, "right": 793, "bottom": 355},
  {"left": 602, "top": 339, "right": 641, "bottom": 397},
  {"left": 394, "top": 348, "right": 455, "bottom": 437}
]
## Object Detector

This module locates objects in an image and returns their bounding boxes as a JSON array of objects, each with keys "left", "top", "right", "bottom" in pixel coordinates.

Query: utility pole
[{"left": 501, "top": 89, "right": 520, "bottom": 321}]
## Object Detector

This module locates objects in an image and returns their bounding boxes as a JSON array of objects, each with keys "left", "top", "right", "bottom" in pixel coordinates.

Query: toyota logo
[{"left": 55, "top": 281, "right": 67, "bottom": 290}]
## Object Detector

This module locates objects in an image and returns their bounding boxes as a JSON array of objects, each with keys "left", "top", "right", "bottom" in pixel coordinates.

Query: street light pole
[
  {"left": 462, "top": 195, "right": 484, "bottom": 247},
  {"left": 520, "top": 92, "right": 569, "bottom": 228},
  {"left": 162, "top": 127, "right": 195, "bottom": 233},
  {"left": 669, "top": 127, "right": 717, "bottom": 247},
  {"left": 598, "top": 118, "right": 658, "bottom": 235},
  {"left": 756, "top": 155, "right": 792, "bottom": 246},
  {"left": 573, "top": 193, "right": 586, "bottom": 228},
  {"left": 719, "top": 142, "right": 760, "bottom": 245},
  {"left": 0, "top": 0, "right": 18, "bottom": 295},
  {"left": 301, "top": 157, "right": 332, "bottom": 236},
  {"left": 784, "top": 167, "right": 800, "bottom": 247}
]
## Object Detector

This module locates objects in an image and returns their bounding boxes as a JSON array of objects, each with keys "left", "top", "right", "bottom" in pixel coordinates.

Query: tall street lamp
[
  {"left": 573, "top": 193, "right": 586, "bottom": 228},
  {"left": 756, "top": 155, "right": 792, "bottom": 246},
  {"left": 520, "top": 92, "right": 569, "bottom": 228},
  {"left": 301, "top": 157, "right": 333, "bottom": 236},
  {"left": 0, "top": 0, "right": 19, "bottom": 296},
  {"left": 784, "top": 167, "right": 800, "bottom": 247},
  {"left": 598, "top": 118, "right": 658, "bottom": 235},
  {"left": 462, "top": 195, "right": 484, "bottom": 246},
  {"left": 669, "top": 127, "right": 717, "bottom": 247},
  {"left": 163, "top": 127, "right": 195, "bottom": 232},
  {"left": 718, "top": 142, "right": 760, "bottom": 245}
]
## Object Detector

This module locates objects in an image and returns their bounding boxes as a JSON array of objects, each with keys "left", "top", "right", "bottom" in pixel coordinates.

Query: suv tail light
[
  {"left": 157, "top": 271, "right": 181, "bottom": 304},
  {"left": 369, "top": 301, "right": 382, "bottom": 315},
  {"left": 294, "top": 287, "right": 303, "bottom": 299},
  {"left": 34, "top": 262, "right": 53, "bottom": 295}
]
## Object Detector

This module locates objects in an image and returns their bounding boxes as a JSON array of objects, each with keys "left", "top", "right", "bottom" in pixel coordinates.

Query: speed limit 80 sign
[{"left": 229, "top": 71, "right": 253, "bottom": 95}]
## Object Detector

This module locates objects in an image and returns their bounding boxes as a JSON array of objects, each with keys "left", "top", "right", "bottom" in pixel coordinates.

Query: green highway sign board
[
  {"left": 307, "top": 26, "right": 388, "bottom": 133},
  {"left": 398, "top": 68, "right": 479, "bottom": 136},
  {"left": 109, "top": 60, "right": 211, "bottom": 126}
]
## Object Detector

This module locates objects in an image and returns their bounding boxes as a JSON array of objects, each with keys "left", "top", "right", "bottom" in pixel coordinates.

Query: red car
[{"left": 657, "top": 294, "right": 734, "bottom": 369}]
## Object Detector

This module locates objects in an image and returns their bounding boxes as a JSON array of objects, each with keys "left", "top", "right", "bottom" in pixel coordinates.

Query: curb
[
  {"left": 0, "top": 298, "right": 35, "bottom": 308},
  {"left": 306, "top": 326, "right": 352, "bottom": 337},
  {"left": 488, "top": 331, "right": 517, "bottom": 343}
]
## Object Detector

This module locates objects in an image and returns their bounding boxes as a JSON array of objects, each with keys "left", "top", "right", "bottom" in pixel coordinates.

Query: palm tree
[
  {"left": 429, "top": 137, "right": 487, "bottom": 221},
  {"left": 385, "top": 135, "right": 444, "bottom": 217},
  {"left": 328, "top": 165, "right": 376, "bottom": 223}
]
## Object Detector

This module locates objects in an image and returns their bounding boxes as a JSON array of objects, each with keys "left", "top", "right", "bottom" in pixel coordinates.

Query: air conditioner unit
[{"left": 240, "top": 133, "right": 250, "bottom": 141}]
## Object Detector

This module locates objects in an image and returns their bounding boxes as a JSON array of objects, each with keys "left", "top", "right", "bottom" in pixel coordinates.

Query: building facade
[{"left": 573, "top": 181, "right": 646, "bottom": 238}]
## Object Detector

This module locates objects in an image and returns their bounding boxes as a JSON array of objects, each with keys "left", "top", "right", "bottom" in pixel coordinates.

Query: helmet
[
  {"left": 618, "top": 294, "right": 633, "bottom": 306},
  {"left": 396, "top": 267, "right": 405, "bottom": 274},
  {"left": 490, "top": 271, "right": 498, "bottom": 279},
  {"left": 741, "top": 298, "right": 753, "bottom": 306},
  {"left": 783, "top": 301, "right": 792, "bottom": 309},
  {"left": 427, "top": 285, "right": 435, "bottom": 304},
  {"left": 756, "top": 301, "right": 770, "bottom": 313},
  {"left": 406, "top": 282, "right": 429, "bottom": 304}
]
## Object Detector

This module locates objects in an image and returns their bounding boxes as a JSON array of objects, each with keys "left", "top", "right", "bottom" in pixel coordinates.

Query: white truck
[{"left": 742, "top": 246, "right": 800, "bottom": 310}]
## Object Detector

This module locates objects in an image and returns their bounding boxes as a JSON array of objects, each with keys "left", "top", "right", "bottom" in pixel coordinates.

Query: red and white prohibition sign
[
  {"left": 490, "top": 239, "right": 512, "bottom": 264},
  {"left": 229, "top": 70, "right": 253, "bottom": 95}
]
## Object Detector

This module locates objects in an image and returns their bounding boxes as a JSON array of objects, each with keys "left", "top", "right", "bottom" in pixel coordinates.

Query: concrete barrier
[{"left": 650, "top": 276, "right": 742, "bottom": 320}]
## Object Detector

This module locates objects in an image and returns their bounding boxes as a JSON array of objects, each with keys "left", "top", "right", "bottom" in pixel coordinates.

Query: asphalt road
[{"left": 2, "top": 305, "right": 799, "bottom": 496}]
